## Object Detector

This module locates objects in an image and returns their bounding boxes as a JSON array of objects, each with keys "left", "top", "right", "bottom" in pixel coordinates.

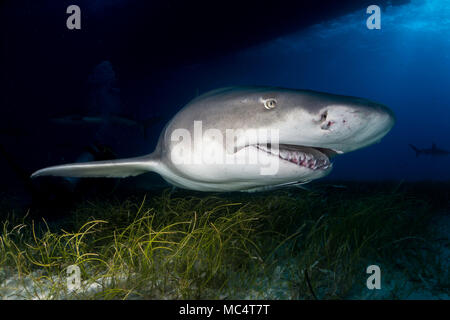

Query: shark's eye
[
  {"left": 264, "top": 99, "right": 277, "bottom": 110},
  {"left": 320, "top": 111, "right": 328, "bottom": 122}
]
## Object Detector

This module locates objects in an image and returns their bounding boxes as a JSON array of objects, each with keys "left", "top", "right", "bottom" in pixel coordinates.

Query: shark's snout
[
  {"left": 376, "top": 103, "right": 396, "bottom": 130},
  {"left": 328, "top": 101, "right": 395, "bottom": 153},
  {"left": 360, "top": 101, "right": 395, "bottom": 141},
  {"left": 288, "top": 98, "right": 396, "bottom": 155}
]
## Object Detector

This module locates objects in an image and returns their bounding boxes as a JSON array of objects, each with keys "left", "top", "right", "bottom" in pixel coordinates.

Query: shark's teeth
[{"left": 256, "top": 144, "right": 331, "bottom": 171}]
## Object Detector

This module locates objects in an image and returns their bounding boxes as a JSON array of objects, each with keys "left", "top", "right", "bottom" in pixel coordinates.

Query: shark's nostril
[{"left": 321, "top": 120, "right": 334, "bottom": 130}]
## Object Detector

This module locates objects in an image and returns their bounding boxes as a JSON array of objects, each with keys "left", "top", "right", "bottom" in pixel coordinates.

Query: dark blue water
[
  {"left": 1, "top": 0, "right": 449, "bottom": 197},
  {"left": 0, "top": 1, "right": 448, "bottom": 301},
  {"left": 165, "top": 0, "right": 450, "bottom": 181}
]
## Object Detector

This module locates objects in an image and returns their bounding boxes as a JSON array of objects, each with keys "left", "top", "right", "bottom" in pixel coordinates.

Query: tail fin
[
  {"left": 31, "top": 155, "right": 158, "bottom": 179},
  {"left": 408, "top": 144, "right": 421, "bottom": 157}
]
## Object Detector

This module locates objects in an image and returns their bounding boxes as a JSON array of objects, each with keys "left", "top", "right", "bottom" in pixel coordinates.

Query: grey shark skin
[
  {"left": 31, "top": 86, "right": 395, "bottom": 192},
  {"left": 409, "top": 143, "right": 450, "bottom": 157}
]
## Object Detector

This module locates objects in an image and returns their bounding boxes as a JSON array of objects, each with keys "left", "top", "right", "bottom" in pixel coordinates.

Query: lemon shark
[{"left": 31, "top": 86, "right": 395, "bottom": 192}]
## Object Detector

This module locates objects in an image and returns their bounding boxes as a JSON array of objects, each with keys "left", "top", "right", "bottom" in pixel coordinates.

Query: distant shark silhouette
[{"left": 409, "top": 143, "right": 450, "bottom": 157}]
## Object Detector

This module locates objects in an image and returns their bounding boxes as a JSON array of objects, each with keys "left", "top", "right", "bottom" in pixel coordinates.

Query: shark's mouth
[{"left": 255, "top": 144, "right": 337, "bottom": 170}]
